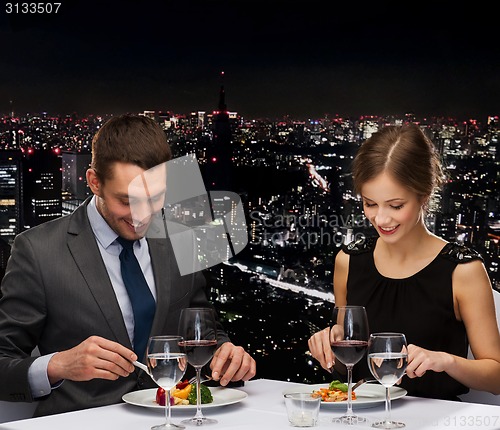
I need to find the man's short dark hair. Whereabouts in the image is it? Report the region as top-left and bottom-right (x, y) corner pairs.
(91, 114), (172, 183)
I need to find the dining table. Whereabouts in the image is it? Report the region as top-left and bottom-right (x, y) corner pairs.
(1, 378), (499, 430)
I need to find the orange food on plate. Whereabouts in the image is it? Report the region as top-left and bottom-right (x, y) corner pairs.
(155, 383), (191, 406)
(311, 387), (357, 402)
(172, 384), (192, 400)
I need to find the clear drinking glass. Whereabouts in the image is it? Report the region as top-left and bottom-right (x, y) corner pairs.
(147, 335), (187, 430)
(331, 305), (369, 425)
(178, 307), (218, 426)
(367, 333), (408, 429)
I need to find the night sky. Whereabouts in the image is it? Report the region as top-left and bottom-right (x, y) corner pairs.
(1, 0), (498, 120)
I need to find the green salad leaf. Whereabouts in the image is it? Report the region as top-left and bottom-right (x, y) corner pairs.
(329, 380), (348, 392)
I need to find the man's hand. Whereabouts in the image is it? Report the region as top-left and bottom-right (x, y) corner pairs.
(210, 342), (256, 386)
(47, 336), (137, 384)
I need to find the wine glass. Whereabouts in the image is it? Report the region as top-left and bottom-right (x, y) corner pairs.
(178, 307), (218, 426)
(331, 305), (369, 425)
(147, 335), (188, 430)
(367, 333), (408, 429)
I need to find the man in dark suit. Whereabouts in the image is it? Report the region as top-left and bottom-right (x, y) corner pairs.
(0, 115), (256, 416)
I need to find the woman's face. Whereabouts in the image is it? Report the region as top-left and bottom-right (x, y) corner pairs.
(360, 172), (425, 243)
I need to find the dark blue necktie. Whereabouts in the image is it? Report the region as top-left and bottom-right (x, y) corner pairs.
(116, 237), (156, 360)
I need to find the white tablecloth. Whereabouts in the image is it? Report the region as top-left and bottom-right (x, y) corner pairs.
(1, 379), (499, 430)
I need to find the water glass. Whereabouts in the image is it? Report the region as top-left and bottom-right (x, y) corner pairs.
(284, 392), (321, 427)
(367, 332), (408, 429)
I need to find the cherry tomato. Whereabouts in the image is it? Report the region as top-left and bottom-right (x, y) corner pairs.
(156, 387), (166, 406)
(176, 379), (190, 390)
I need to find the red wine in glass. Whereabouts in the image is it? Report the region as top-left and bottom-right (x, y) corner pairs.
(331, 306), (369, 425)
(179, 339), (218, 367)
(178, 307), (218, 426)
(331, 340), (368, 365)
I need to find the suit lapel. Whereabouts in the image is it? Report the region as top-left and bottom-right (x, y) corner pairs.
(66, 201), (132, 349)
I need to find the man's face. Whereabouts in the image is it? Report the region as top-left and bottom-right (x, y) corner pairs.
(87, 162), (167, 240)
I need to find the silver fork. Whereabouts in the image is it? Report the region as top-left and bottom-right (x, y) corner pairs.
(133, 361), (213, 384)
(132, 360), (150, 375)
(133, 361), (213, 385)
(188, 375), (213, 385)
(352, 377), (377, 391)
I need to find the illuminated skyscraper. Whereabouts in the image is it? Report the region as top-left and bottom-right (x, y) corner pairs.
(204, 84), (233, 192)
(201, 82), (248, 271)
(23, 148), (62, 228)
(61, 150), (91, 200)
(0, 150), (23, 244)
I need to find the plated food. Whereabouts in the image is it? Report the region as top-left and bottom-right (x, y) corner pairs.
(122, 387), (247, 410)
(311, 380), (356, 402)
(282, 382), (407, 410)
(155, 379), (214, 406)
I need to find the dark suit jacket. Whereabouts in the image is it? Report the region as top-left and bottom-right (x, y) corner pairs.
(0, 199), (230, 416)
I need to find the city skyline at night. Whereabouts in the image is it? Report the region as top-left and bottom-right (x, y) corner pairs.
(1, 103), (498, 383)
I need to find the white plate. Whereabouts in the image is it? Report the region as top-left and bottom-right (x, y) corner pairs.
(122, 387), (248, 410)
(282, 383), (407, 410)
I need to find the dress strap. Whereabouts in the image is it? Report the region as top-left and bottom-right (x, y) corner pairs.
(342, 236), (377, 255)
(439, 242), (484, 263)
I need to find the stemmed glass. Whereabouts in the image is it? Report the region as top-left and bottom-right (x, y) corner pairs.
(331, 305), (369, 425)
(147, 335), (188, 430)
(178, 307), (218, 426)
(367, 333), (408, 428)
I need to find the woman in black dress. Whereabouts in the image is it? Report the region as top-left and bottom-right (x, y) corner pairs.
(308, 124), (500, 400)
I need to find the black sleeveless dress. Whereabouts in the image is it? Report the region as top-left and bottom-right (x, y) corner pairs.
(343, 237), (483, 400)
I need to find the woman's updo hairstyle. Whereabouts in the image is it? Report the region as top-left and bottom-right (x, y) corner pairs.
(352, 123), (444, 199)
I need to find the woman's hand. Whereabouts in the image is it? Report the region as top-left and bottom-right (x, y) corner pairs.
(406, 344), (453, 378)
(308, 327), (334, 371)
